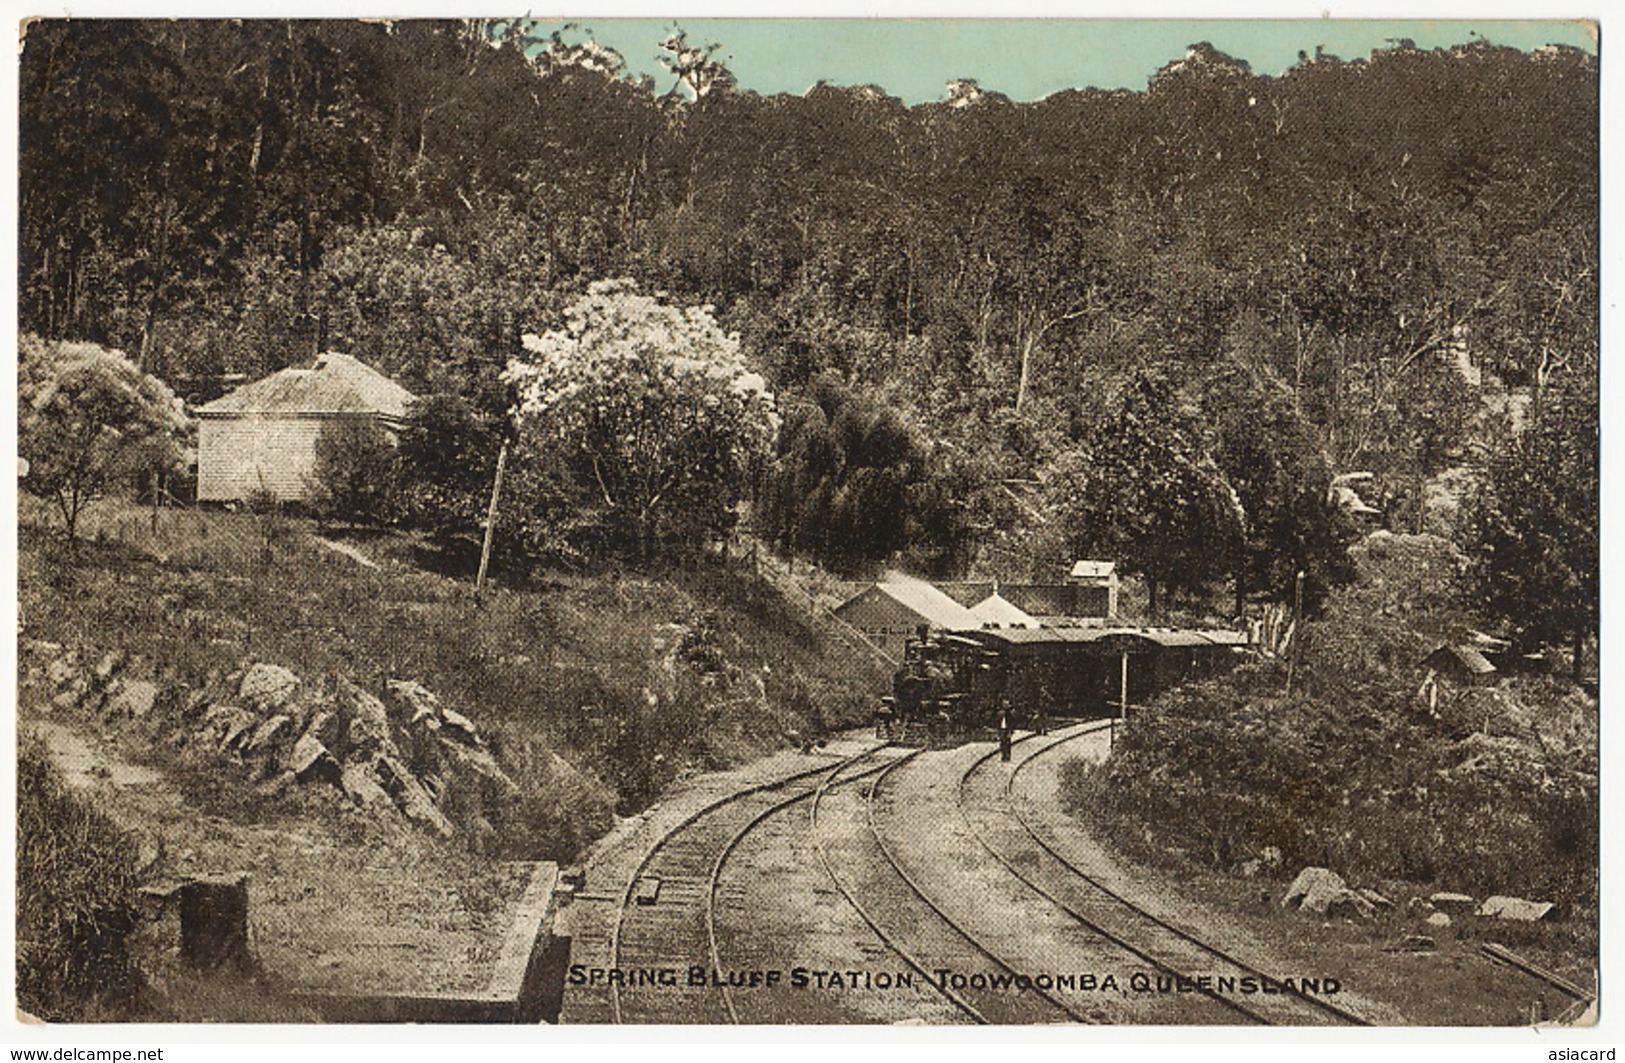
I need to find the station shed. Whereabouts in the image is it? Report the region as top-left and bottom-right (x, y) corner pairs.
(1066, 559), (1120, 619)
(968, 592), (1040, 629)
(833, 572), (981, 659)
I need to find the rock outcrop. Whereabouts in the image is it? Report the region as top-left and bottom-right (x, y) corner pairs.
(22, 641), (515, 838)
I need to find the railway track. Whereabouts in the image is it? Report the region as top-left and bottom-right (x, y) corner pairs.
(957, 723), (1373, 1026)
(579, 717), (1376, 1026)
(811, 748), (1095, 1025)
(608, 745), (895, 1023)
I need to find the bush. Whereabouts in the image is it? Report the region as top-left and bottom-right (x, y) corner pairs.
(17, 743), (142, 1019)
(310, 418), (401, 526)
(1066, 628), (1598, 904)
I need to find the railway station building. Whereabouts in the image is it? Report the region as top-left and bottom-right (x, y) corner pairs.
(833, 572), (981, 659)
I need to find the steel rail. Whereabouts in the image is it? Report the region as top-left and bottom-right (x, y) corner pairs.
(1004, 727), (1374, 1026)
(807, 747), (994, 1025)
(608, 745), (885, 1024)
(705, 750), (898, 1023)
(862, 748), (1100, 1024)
(956, 733), (1277, 1024)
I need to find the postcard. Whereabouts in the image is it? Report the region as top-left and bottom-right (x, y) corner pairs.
(11, 15), (1600, 1036)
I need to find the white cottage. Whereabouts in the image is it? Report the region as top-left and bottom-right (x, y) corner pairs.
(193, 353), (415, 503)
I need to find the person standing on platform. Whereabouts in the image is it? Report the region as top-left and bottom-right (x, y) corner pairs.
(998, 702), (1013, 762)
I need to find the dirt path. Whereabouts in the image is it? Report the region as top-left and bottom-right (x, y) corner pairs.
(26, 717), (538, 1003)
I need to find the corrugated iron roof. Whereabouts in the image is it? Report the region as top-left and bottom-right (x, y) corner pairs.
(1069, 559), (1117, 579)
(969, 593), (1040, 629)
(974, 627), (1116, 646)
(195, 353), (416, 419)
(1424, 644), (1497, 675)
(967, 626), (1248, 649)
(872, 572), (982, 630)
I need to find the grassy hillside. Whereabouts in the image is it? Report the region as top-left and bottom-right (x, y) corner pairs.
(19, 497), (886, 861)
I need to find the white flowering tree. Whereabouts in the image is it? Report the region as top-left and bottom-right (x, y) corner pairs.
(505, 279), (776, 561)
(19, 334), (191, 545)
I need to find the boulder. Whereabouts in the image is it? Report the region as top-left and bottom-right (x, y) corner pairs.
(93, 650), (126, 683)
(287, 733), (338, 784)
(219, 714), (258, 753)
(385, 679), (442, 727)
(301, 710), (341, 750)
(46, 655), (80, 688)
(439, 740), (517, 794)
(375, 755), (454, 837)
(1429, 891), (1477, 917)
(1476, 895), (1556, 922)
(1358, 888), (1395, 911)
(1302, 881), (1375, 919)
(243, 715), (292, 757)
(199, 704), (259, 751)
(107, 679), (161, 719)
(439, 707), (481, 745)
(1283, 866), (1374, 919)
(339, 761), (394, 811)
(1282, 867), (1348, 908)
(1406, 896), (1436, 917)
(238, 664), (300, 713)
(51, 676), (89, 711)
(339, 678), (398, 756)
(1425, 911), (1453, 928)
(181, 688), (213, 720)
(336, 676), (391, 732)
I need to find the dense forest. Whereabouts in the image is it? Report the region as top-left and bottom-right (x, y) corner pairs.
(18, 20), (1598, 657)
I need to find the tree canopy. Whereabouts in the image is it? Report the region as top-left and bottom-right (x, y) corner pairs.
(1051, 370), (1245, 614)
(504, 279), (779, 561)
(18, 335), (191, 543)
(1470, 387), (1598, 673)
(17, 22), (1596, 620)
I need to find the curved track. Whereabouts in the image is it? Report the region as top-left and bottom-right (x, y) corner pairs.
(957, 724), (1372, 1026)
(609, 747), (890, 1023)
(812, 749), (1094, 1024)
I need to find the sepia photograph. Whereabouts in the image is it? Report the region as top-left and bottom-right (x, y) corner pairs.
(10, 13), (1601, 1034)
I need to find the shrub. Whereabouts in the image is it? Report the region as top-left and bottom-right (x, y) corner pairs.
(310, 418), (401, 526)
(17, 743), (141, 1019)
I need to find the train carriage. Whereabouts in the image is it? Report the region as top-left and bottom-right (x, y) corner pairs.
(884, 624), (1249, 738)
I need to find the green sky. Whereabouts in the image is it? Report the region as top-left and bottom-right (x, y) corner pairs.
(539, 18), (1595, 104)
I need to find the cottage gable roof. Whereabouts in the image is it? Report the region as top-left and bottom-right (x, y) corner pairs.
(196, 353), (415, 420)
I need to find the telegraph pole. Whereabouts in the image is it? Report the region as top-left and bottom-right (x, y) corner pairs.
(1284, 569), (1305, 695)
(474, 439), (510, 601)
